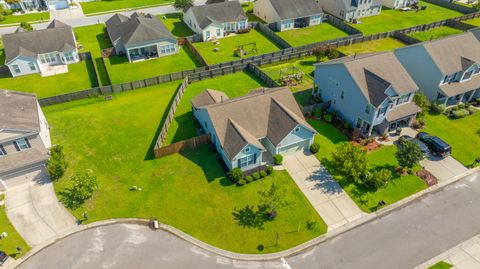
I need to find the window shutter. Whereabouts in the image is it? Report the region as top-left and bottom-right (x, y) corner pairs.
(237, 159), (241, 168)
(253, 153), (257, 164)
(0, 145), (5, 155)
(25, 138), (31, 148)
(13, 141), (20, 151)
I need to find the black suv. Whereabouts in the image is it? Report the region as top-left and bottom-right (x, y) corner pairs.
(0, 251), (8, 266)
(416, 132), (451, 158)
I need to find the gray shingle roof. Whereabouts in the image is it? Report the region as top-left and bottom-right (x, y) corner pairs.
(386, 102), (421, 122)
(191, 89), (229, 108)
(194, 87), (315, 159)
(105, 12), (175, 47)
(0, 139), (48, 175)
(268, 0), (323, 20)
(185, 1), (247, 29)
(0, 90), (40, 131)
(2, 20), (76, 64)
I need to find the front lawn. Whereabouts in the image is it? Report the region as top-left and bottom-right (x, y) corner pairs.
(423, 112), (480, 166)
(0, 203), (30, 258)
(0, 12), (49, 25)
(336, 38), (406, 55)
(193, 29), (281, 65)
(0, 60), (98, 98)
(164, 71), (267, 144)
(0, 38), (5, 65)
(80, 0), (171, 15)
(276, 23), (350, 47)
(428, 261), (453, 269)
(104, 46), (199, 84)
(408, 26), (463, 41)
(47, 82), (326, 254)
(464, 17), (480, 26)
(158, 13), (194, 37)
(351, 2), (462, 35)
(307, 119), (348, 160)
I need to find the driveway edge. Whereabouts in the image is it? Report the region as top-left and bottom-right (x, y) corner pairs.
(9, 167), (480, 267)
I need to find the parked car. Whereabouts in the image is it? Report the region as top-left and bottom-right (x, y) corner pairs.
(0, 251), (8, 266)
(397, 135), (429, 154)
(416, 132), (451, 158)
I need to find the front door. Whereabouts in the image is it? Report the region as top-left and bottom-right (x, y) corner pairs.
(205, 30), (211, 40)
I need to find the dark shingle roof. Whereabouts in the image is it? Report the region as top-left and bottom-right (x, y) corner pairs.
(185, 1), (247, 29)
(0, 90), (40, 131)
(268, 0), (323, 20)
(2, 20), (75, 64)
(191, 89), (229, 108)
(105, 12), (175, 46)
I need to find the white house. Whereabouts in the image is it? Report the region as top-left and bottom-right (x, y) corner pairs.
(321, 0), (382, 21)
(0, 0), (69, 11)
(253, 0), (324, 32)
(183, 0), (248, 41)
(2, 19), (79, 77)
(383, 0), (414, 9)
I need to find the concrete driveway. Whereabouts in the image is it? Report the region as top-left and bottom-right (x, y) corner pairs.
(283, 152), (366, 231)
(421, 156), (468, 184)
(5, 167), (76, 246)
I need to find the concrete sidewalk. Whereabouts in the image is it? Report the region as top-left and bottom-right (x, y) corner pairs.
(283, 152), (366, 231)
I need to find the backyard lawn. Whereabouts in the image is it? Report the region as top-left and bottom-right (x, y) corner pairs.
(0, 38), (5, 65)
(276, 23), (350, 47)
(164, 71), (267, 144)
(0, 60), (97, 98)
(80, 0), (171, 15)
(423, 112), (480, 166)
(0, 12), (49, 25)
(241, 2), (266, 23)
(464, 17), (480, 26)
(351, 2), (462, 35)
(0, 201), (30, 258)
(337, 38), (406, 55)
(104, 47), (199, 84)
(158, 13), (194, 37)
(193, 29), (281, 64)
(46, 82), (326, 254)
(308, 119), (348, 161)
(408, 26), (463, 41)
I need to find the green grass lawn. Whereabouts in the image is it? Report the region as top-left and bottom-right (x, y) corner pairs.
(308, 119), (348, 160)
(408, 26), (463, 41)
(158, 13), (194, 37)
(276, 23), (350, 47)
(0, 60), (97, 98)
(80, 0), (171, 15)
(164, 71), (267, 144)
(337, 38), (406, 55)
(464, 17), (480, 26)
(193, 29), (281, 65)
(0, 204), (29, 258)
(0, 38), (5, 65)
(46, 82), (326, 254)
(0, 12), (49, 25)
(241, 2), (266, 23)
(105, 47), (199, 84)
(428, 261), (453, 269)
(352, 2), (462, 35)
(423, 112), (480, 166)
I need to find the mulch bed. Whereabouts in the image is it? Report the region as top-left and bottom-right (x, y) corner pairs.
(416, 168), (438, 187)
(351, 140), (381, 152)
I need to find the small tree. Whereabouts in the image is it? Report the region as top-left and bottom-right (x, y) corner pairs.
(331, 143), (368, 184)
(258, 183), (287, 219)
(365, 169), (392, 190)
(173, 0), (193, 10)
(312, 45), (338, 62)
(47, 145), (67, 180)
(273, 154), (283, 165)
(61, 170), (98, 209)
(395, 140), (423, 170)
(20, 22), (33, 31)
(310, 142), (320, 154)
(413, 92), (431, 118)
(229, 168), (244, 183)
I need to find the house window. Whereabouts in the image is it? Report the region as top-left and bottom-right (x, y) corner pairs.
(365, 105), (370, 114)
(341, 91), (344, 99)
(238, 154), (256, 168)
(0, 145), (6, 156)
(64, 51), (75, 62)
(245, 146), (250, 153)
(397, 93), (410, 105)
(216, 28), (221, 37)
(356, 118), (362, 128)
(159, 44), (175, 54)
(239, 20), (246, 29)
(294, 127), (300, 133)
(12, 64), (21, 74)
(15, 138), (30, 151)
(463, 70), (474, 81)
(28, 62), (36, 71)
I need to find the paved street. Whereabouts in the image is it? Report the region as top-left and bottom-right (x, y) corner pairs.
(16, 171), (480, 269)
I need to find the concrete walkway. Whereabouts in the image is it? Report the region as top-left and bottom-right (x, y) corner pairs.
(283, 152), (366, 231)
(415, 234), (480, 269)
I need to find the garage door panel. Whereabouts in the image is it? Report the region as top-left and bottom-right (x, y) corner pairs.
(278, 139), (310, 155)
(1, 166), (48, 189)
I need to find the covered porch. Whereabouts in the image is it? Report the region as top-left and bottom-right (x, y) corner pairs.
(438, 76), (480, 106)
(375, 102), (422, 135)
(436, 88), (479, 106)
(126, 45), (159, 63)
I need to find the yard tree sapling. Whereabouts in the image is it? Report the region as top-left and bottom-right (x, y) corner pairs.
(413, 92), (431, 118)
(331, 143), (368, 184)
(395, 140), (423, 171)
(60, 170), (98, 209)
(173, 0), (193, 10)
(258, 183), (287, 219)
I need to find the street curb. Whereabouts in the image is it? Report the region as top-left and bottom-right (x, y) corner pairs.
(82, 2), (174, 17)
(9, 167), (480, 267)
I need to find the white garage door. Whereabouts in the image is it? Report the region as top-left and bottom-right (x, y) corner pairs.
(0, 165), (47, 190)
(48, 0), (68, 10)
(278, 139), (310, 156)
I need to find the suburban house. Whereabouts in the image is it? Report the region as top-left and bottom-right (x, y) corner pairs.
(0, 0), (69, 11)
(321, 0), (382, 21)
(314, 51), (422, 136)
(395, 32), (480, 106)
(105, 12), (178, 62)
(382, 0), (413, 9)
(2, 19), (78, 77)
(183, 1), (248, 41)
(191, 87), (316, 171)
(253, 0), (323, 32)
(0, 90), (51, 190)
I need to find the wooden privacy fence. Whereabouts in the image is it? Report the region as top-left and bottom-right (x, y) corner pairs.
(154, 134), (211, 158)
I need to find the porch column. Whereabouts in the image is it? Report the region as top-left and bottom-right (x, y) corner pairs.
(126, 49), (132, 62)
(367, 122), (374, 137)
(458, 93), (465, 103)
(468, 89), (478, 102)
(443, 96), (448, 106)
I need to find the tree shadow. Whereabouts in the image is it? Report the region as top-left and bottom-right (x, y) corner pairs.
(180, 145), (228, 183)
(232, 205), (270, 229)
(58, 189), (82, 210)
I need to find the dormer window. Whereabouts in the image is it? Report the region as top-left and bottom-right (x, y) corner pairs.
(15, 138), (30, 151)
(462, 69), (474, 81)
(294, 127), (300, 133)
(0, 145), (6, 156)
(245, 146), (250, 153)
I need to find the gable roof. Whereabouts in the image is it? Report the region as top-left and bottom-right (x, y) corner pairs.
(2, 20), (76, 64)
(421, 32), (480, 75)
(105, 12), (175, 46)
(318, 51), (418, 107)
(191, 89), (229, 108)
(268, 0), (323, 20)
(185, 1), (247, 29)
(194, 87), (315, 159)
(0, 90), (40, 132)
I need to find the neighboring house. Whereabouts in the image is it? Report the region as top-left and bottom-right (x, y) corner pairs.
(0, 90), (51, 190)
(191, 87), (316, 171)
(253, 0), (323, 31)
(314, 51), (421, 136)
(321, 0), (382, 21)
(383, 0), (415, 9)
(2, 19), (79, 77)
(106, 12), (178, 63)
(0, 0), (68, 11)
(395, 32), (480, 106)
(183, 1), (248, 41)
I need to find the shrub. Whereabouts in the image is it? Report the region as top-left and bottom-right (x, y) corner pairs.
(306, 220), (318, 231)
(47, 145), (67, 180)
(0, 14), (4, 22)
(273, 154), (283, 165)
(229, 168), (244, 183)
(431, 103), (446, 114)
(252, 172), (261, 180)
(413, 92), (431, 117)
(458, 103), (465, 109)
(310, 142), (320, 154)
(477, 97), (480, 104)
(314, 108), (323, 118)
(365, 169), (392, 189)
(323, 113), (333, 123)
(237, 179), (246, 186)
(396, 140), (424, 169)
(266, 165), (273, 175)
(245, 176), (253, 183)
(450, 109), (470, 119)
(4, 9), (12, 16)
(20, 21), (33, 31)
(467, 107), (476, 115)
(260, 170), (267, 178)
